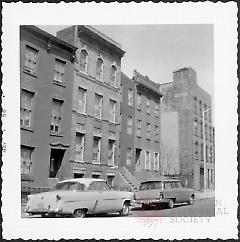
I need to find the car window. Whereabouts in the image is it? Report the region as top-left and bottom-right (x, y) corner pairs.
(140, 183), (148, 190)
(177, 182), (183, 188)
(75, 183), (86, 191)
(154, 182), (163, 189)
(164, 182), (172, 189)
(171, 182), (179, 188)
(148, 182), (155, 189)
(55, 182), (80, 191)
(88, 181), (111, 191)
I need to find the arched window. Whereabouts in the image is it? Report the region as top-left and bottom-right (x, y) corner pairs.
(96, 58), (103, 81)
(79, 50), (88, 73)
(110, 65), (117, 85)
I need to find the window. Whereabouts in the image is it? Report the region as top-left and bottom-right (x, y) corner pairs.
(108, 139), (115, 166)
(205, 124), (208, 140)
(110, 65), (117, 86)
(209, 146), (213, 163)
(204, 104), (207, 120)
(136, 119), (142, 137)
(146, 123), (151, 140)
(126, 148), (132, 166)
(75, 133), (85, 162)
(128, 89), (133, 107)
(95, 94), (103, 119)
(89, 181), (110, 191)
(200, 143), (204, 160)
(199, 100), (202, 117)
(93, 136), (101, 163)
(96, 57), (103, 81)
(194, 141), (198, 159)
(209, 127), (212, 141)
(154, 103), (159, 117)
(200, 121), (203, 138)
(145, 150), (151, 170)
(154, 152), (159, 171)
(21, 146), (33, 175)
(54, 59), (65, 82)
(137, 93), (141, 109)
(209, 107), (212, 122)
(24, 45), (38, 74)
(194, 118), (198, 135)
(206, 145), (208, 162)
(79, 50), (88, 73)
(109, 99), (116, 123)
(155, 125), (159, 141)
(194, 97), (197, 114)
(127, 116), (133, 135)
(146, 98), (150, 114)
(50, 99), (63, 133)
(20, 90), (34, 127)
(77, 87), (87, 114)
(164, 182), (171, 189)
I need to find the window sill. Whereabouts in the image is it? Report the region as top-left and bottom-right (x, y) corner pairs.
(92, 161), (101, 165)
(109, 121), (117, 125)
(50, 132), (63, 137)
(74, 160), (85, 163)
(137, 135), (142, 138)
(77, 112), (87, 117)
(155, 140), (159, 143)
(21, 126), (34, 132)
(53, 80), (66, 88)
(23, 69), (38, 78)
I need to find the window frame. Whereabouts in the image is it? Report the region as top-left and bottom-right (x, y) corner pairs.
(77, 87), (87, 114)
(21, 145), (34, 176)
(54, 58), (66, 83)
(110, 64), (117, 86)
(79, 49), (88, 73)
(109, 99), (117, 123)
(128, 88), (133, 107)
(20, 89), (34, 128)
(154, 152), (159, 171)
(50, 99), (63, 134)
(127, 116), (133, 135)
(75, 132), (85, 162)
(92, 136), (101, 163)
(95, 93), (103, 119)
(24, 45), (38, 74)
(145, 150), (151, 170)
(126, 147), (132, 166)
(96, 57), (104, 81)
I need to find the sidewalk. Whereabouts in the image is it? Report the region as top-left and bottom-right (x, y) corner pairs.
(195, 189), (215, 200)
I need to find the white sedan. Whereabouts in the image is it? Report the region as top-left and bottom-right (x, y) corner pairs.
(25, 178), (134, 218)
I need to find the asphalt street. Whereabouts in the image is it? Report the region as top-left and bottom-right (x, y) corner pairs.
(22, 198), (214, 218)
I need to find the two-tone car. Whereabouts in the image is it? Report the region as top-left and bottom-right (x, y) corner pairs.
(134, 179), (195, 209)
(25, 178), (134, 218)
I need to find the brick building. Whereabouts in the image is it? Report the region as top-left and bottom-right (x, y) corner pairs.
(56, 26), (125, 186)
(160, 67), (215, 190)
(20, 26), (77, 188)
(120, 70), (163, 183)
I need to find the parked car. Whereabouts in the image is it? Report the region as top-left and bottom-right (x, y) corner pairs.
(134, 179), (195, 209)
(25, 178), (134, 218)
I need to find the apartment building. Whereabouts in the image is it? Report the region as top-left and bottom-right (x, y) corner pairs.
(57, 26), (125, 186)
(120, 71), (163, 181)
(160, 67), (215, 190)
(20, 26), (77, 188)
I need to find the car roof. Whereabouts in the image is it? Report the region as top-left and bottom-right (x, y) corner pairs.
(141, 179), (181, 184)
(57, 178), (106, 186)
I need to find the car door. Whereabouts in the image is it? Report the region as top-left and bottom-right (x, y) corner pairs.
(97, 181), (120, 212)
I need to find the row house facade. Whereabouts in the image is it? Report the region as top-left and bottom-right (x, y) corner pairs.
(160, 67), (215, 190)
(20, 25), (77, 188)
(57, 25), (125, 186)
(120, 71), (163, 181)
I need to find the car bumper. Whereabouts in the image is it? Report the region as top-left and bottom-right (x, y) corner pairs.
(134, 198), (170, 205)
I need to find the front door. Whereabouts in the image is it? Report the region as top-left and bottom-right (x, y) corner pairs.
(49, 148), (65, 178)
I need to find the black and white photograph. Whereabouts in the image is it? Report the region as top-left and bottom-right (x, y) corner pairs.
(2, 2), (238, 240)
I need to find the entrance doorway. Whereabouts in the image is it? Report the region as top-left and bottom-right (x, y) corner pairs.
(49, 148), (65, 178)
(107, 175), (114, 186)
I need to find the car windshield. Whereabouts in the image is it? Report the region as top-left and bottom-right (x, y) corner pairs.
(55, 182), (85, 191)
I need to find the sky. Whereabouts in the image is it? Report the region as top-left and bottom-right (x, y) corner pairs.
(38, 25), (214, 97)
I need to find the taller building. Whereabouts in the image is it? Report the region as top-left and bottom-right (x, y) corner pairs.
(160, 67), (214, 190)
(120, 70), (163, 183)
(20, 26), (77, 189)
(57, 26), (125, 186)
